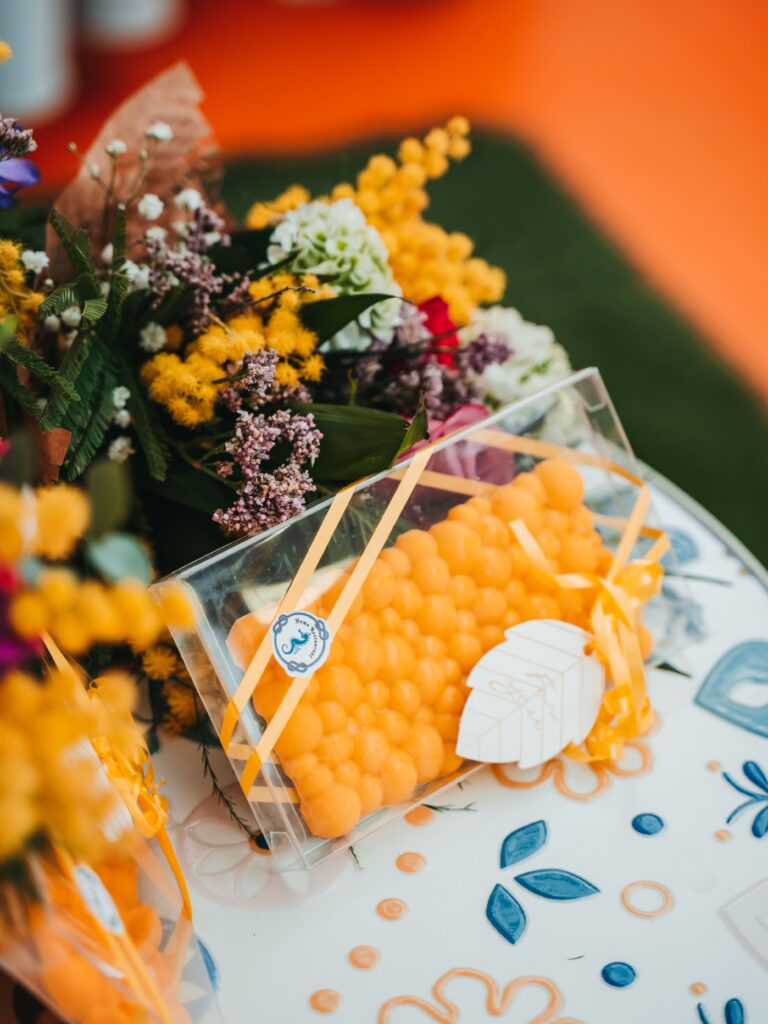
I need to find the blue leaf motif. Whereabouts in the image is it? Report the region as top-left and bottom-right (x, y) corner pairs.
(725, 999), (745, 1024)
(743, 761), (768, 795)
(500, 820), (547, 868)
(751, 805), (768, 838)
(486, 883), (527, 944)
(514, 868), (600, 901)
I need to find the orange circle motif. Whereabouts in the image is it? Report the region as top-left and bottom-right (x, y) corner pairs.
(690, 982), (708, 995)
(310, 989), (341, 1014)
(620, 880), (673, 918)
(348, 945), (380, 970)
(377, 898), (408, 921)
(404, 806), (434, 826)
(396, 852), (426, 873)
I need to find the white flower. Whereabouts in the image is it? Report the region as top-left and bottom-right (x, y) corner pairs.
(101, 243), (114, 263)
(108, 436), (135, 463)
(43, 314), (60, 332)
(112, 386), (131, 410)
(171, 220), (188, 238)
(61, 305), (82, 328)
(175, 188), (203, 212)
(145, 226), (167, 243)
(114, 408), (131, 428)
(88, 163), (101, 179)
(203, 231), (221, 247)
(100, 281), (111, 297)
(146, 121), (173, 142)
(268, 198), (402, 351)
(139, 322), (167, 353)
(122, 260), (151, 291)
(106, 139), (127, 157)
(21, 250), (49, 274)
(138, 193), (164, 221)
(459, 305), (571, 405)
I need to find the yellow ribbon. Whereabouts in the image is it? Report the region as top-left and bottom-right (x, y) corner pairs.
(42, 632), (192, 920)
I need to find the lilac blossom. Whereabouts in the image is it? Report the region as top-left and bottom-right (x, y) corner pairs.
(0, 116), (39, 209)
(145, 204), (246, 335)
(218, 348), (309, 412)
(213, 410), (322, 535)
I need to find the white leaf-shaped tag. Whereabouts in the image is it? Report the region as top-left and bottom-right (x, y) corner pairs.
(456, 620), (604, 768)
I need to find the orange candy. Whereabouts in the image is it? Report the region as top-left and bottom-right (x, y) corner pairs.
(357, 773), (384, 815)
(447, 574), (478, 608)
(379, 634), (416, 681)
(380, 547), (411, 577)
(491, 485), (543, 534)
(430, 520), (481, 573)
(316, 731), (355, 766)
(362, 561), (397, 611)
(317, 700), (348, 733)
(535, 458), (585, 512)
(559, 532), (600, 573)
(402, 724), (444, 782)
(392, 579), (423, 618)
(411, 555), (451, 595)
(390, 679), (422, 716)
(396, 529), (438, 563)
(474, 546), (514, 588)
(274, 703), (323, 759)
(411, 657), (446, 704)
(304, 782), (362, 839)
(319, 665), (363, 711)
(379, 750), (418, 803)
(345, 631), (382, 681)
(449, 632), (483, 671)
(354, 727), (390, 773)
(416, 594), (457, 636)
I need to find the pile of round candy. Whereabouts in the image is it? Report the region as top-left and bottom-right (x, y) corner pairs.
(244, 459), (651, 839)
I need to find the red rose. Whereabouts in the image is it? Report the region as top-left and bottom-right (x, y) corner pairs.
(418, 296), (459, 367)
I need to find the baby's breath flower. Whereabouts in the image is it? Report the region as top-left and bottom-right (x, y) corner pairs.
(101, 243), (113, 263)
(43, 314), (60, 332)
(20, 250), (48, 274)
(122, 260), (150, 291)
(108, 436), (135, 463)
(60, 305), (82, 328)
(138, 193), (164, 221)
(146, 121), (173, 142)
(105, 139), (127, 157)
(145, 225), (167, 243)
(175, 188), (203, 212)
(88, 163), (101, 179)
(139, 322), (167, 353)
(114, 409), (131, 428)
(112, 386), (130, 409)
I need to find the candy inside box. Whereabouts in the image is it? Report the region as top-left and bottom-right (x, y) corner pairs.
(159, 368), (693, 869)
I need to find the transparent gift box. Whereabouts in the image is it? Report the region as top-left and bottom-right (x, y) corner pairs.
(159, 368), (690, 869)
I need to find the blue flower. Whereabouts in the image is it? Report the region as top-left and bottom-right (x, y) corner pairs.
(722, 761), (768, 838)
(697, 997), (746, 1024)
(0, 155), (39, 208)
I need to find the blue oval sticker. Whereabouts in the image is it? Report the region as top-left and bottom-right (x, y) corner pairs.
(271, 611), (331, 677)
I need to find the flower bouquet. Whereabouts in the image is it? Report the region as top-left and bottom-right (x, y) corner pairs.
(0, 53), (675, 892)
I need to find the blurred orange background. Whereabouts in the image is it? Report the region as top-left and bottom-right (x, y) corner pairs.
(25, 0), (768, 402)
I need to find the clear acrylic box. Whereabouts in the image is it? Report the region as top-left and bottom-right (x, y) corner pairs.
(158, 368), (684, 869)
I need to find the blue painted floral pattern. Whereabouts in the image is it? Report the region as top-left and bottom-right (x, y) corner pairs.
(722, 762), (768, 838)
(696, 642), (768, 739)
(486, 819), (599, 944)
(697, 998), (746, 1024)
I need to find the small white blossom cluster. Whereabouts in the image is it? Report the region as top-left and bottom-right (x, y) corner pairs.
(267, 198), (403, 351)
(138, 193), (164, 221)
(139, 322), (167, 353)
(146, 122), (173, 143)
(21, 249), (49, 274)
(459, 305), (571, 406)
(112, 385), (131, 429)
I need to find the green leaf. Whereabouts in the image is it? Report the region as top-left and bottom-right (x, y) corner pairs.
(0, 360), (41, 415)
(39, 331), (95, 431)
(0, 336), (79, 403)
(84, 458), (132, 538)
(125, 375), (171, 482)
(0, 316), (17, 347)
(62, 376), (116, 480)
(299, 293), (396, 343)
(141, 459), (234, 516)
(82, 297), (108, 325)
(84, 533), (152, 584)
(102, 207), (129, 335)
(397, 402), (429, 456)
(295, 403), (415, 482)
(208, 229), (270, 274)
(48, 209), (100, 300)
(38, 283), (79, 320)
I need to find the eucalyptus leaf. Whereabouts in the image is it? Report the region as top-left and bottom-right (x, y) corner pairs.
(84, 458), (132, 538)
(84, 533), (152, 584)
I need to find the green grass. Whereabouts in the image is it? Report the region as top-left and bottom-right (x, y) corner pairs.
(223, 133), (768, 566)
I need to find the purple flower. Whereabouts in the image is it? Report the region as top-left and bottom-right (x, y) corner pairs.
(213, 410), (322, 535)
(0, 117), (39, 208)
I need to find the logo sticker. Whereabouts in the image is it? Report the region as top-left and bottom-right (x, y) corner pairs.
(271, 611), (331, 677)
(74, 864), (124, 935)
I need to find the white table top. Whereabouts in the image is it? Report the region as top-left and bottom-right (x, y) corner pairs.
(156, 474), (768, 1024)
